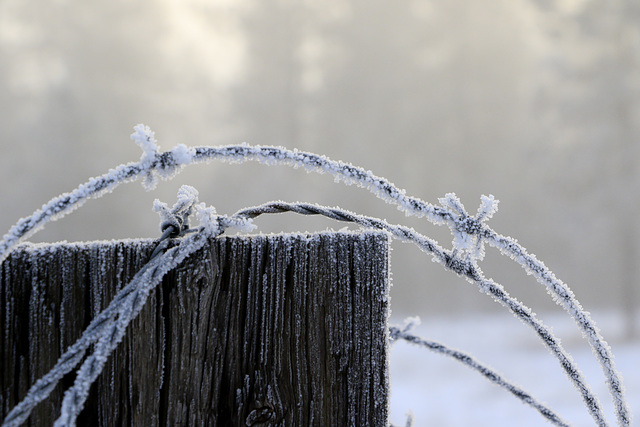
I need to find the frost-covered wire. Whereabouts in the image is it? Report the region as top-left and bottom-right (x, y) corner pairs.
(1, 186), (254, 427)
(0, 125), (629, 426)
(233, 201), (608, 426)
(485, 229), (628, 426)
(388, 318), (571, 427)
(2, 198), (584, 427)
(53, 234), (208, 427)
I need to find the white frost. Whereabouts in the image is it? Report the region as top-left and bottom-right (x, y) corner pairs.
(476, 194), (499, 222)
(0, 125), (630, 427)
(171, 144), (195, 165)
(130, 124), (158, 166)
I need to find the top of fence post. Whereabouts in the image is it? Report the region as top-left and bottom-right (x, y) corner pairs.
(1, 230), (390, 426)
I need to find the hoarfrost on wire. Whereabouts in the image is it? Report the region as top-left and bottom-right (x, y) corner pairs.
(171, 144), (195, 165)
(0, 125), (631, 427)
(131, 123), (158, 167)
(3, 185), (255, 427)
(438, 193), (498, 263)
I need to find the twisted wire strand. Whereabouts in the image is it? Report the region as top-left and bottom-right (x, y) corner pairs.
(204, 147), (628, 427)
(53, 229), (217, 427)
(0, 137), (629, 425)
(2, 190), (225, 427)
(1, 259), (161, 427)
(2, 198), (577, 427)
(388, 326), (572, 427)
(234, 201), (605, 426)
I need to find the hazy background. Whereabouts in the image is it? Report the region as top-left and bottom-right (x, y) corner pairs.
(2, 1), (640, 424)
(1, 0), (639, 332)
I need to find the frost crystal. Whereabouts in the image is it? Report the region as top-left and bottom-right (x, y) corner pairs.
(130, 124), (160, 189)
(438, 193), (467, 217)
(130, 124), (158, 166)
(476, 194), (499, 222)
(193, 202), (218, 233)
(171, 144), (195, 165)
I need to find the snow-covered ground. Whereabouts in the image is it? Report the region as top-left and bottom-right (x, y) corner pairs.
(388, 310), (640, 426)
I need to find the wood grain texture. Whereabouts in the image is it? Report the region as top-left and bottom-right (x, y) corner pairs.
(1, 231), (390, 426)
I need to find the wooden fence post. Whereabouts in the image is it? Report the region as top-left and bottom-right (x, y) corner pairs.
(1, 231), (390, 426)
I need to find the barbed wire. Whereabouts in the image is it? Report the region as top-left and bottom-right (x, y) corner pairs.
(0, 125), (631, 426)
(233, 201), (598, 426)
(3, 192), (575, 427)
(388, 318), (571, 427)
(1, 187), (252, 427)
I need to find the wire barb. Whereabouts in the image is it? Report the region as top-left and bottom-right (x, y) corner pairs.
(0, 129), (630, 427)
(233, 201), (612, 426)
(1, 189), (225, 427)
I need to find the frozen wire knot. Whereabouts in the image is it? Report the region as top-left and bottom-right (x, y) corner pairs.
(131, 126), (200, 190)
(151, 185), (257, 241)
(153, 185), (199, 237)
(439, 193), (498, 263)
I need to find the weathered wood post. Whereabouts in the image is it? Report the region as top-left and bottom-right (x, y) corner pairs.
(1, 231), (390, 426)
